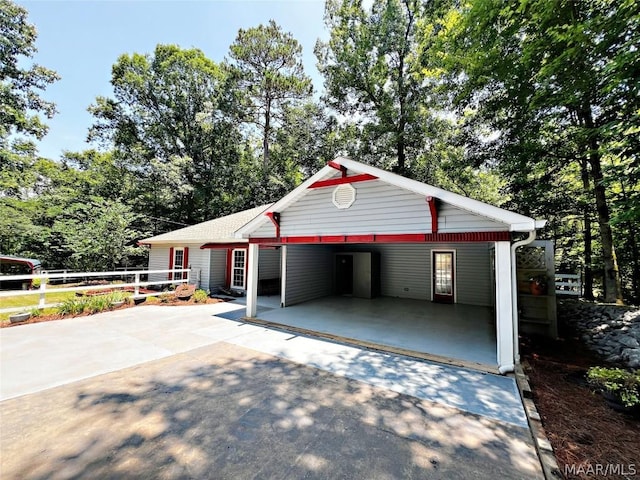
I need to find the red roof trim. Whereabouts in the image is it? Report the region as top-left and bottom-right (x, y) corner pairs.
(249, 232), (511, 244)
(426, 196), (438, 234)
(309, 173), (378, 189)
(328, 160), (348, 177)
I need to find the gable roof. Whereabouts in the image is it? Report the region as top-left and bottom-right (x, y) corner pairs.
(140, 204), (272, 245)
(236, 157), (545, 238)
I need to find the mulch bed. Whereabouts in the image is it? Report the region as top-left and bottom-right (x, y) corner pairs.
(1, 295), (227, 328)
(521, 330), (640, 479)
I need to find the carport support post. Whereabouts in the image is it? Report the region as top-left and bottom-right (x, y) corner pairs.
(246, 243), (259, 317)
(495, 241), (515, 372)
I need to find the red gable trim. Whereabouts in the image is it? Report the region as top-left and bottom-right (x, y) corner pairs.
(328, 160), (347, 177)
(250, 232), (511, 244)
(309, 173), (378, 189)
(426, 196), (438, 234)
(265, 211), (281, 237)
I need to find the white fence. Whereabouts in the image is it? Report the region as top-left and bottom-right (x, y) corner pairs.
(0, 268), (190, 314)
(555, 273), (582, 297)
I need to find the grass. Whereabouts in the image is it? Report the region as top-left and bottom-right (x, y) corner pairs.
(0, 289), (76, 323)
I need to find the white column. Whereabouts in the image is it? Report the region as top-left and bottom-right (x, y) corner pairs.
(246, 243), (259, 317)
(280, 246), (287, 308)
(495, 240), (515, 372)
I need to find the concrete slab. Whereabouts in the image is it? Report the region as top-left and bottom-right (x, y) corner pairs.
(0, 342), (544, 480)
(239, 296), (498, 366)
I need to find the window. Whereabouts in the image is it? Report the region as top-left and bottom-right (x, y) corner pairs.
(432, 250), (455, 303)
(232, 249), (246, 289)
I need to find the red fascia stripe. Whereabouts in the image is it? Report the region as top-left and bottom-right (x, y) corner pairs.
(201, 243), (251, 249)
(309, 173), (378, 189)
(248, 231), (511, 244)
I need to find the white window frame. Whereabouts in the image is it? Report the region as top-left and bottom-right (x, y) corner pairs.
(231, 248), (246, 290)
(173, 247), (185, 281)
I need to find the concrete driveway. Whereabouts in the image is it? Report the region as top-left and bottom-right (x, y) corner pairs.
(0, 302), (544, 479)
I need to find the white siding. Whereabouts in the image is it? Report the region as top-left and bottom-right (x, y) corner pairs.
(147, 246), (171, 285)
(251, 180), (508, 238)
(258, 248), (280, 280)
(439, 204), (509, 233)
(209, 249), (227, 290)
(339, 243), (492, 306)
(146, 244), (210, 290)
(284, 245), (333, 306)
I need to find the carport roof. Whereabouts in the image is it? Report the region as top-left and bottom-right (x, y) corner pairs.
(236, 157), (546, 238)
(139, 204), (272, 245)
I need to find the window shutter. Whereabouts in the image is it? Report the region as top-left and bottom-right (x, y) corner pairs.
(183, 247), (189, 279)
(168, 247), (174, 280)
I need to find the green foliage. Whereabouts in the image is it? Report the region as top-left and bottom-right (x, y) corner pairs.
(57, 297), (87, 316)
(158, 292), (173, 303)
(228, 20), (313, 169)
(193, 289), (209, 303)
(89, 44), (244, 224)
(0, 0), (59, 142)
(29, 307), (41, 318)
(588, 367), (640, 408)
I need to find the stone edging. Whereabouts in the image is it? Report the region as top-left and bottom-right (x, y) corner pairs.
(514, 362), (563, 479)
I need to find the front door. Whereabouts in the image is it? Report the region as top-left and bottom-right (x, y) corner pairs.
(433, 251), (455, 303)
(335, 254), (353, 295)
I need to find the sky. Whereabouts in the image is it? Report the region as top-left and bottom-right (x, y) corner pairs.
(19, 0), (329, 160)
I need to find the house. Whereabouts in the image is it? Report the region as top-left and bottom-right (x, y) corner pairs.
(139, 205), (281, 293)
(235, 157), (546, 374)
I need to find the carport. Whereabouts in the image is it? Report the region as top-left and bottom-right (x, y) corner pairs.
(236, 157), (546, 373)
(245, 295), (496, 368)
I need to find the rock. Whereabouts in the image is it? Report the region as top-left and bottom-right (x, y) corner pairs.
(619, 336), (640, 348)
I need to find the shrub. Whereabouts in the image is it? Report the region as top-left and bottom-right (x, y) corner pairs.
(57, 298), (87, 316)
(587, 367), (640, 408)
(30, 308), (41, 318)
(86, 295), (111, 314)
(158, 292), (173, 303)
(193, 289), (209, 303)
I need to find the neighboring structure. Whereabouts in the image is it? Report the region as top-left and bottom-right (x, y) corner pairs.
(0, 255), (42, 290)
(236, 157), (547, 374)
(139, 205), (281, 293)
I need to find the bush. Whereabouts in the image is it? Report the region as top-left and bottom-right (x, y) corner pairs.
(30, 308), (41, 318)
(193, 289), (209, 303)
(158, 292), (173, 303)
(587, 367), (640, 408)
(57, 298), (87, 316)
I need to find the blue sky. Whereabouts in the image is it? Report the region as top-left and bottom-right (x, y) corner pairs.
(20, 0), (328, 160)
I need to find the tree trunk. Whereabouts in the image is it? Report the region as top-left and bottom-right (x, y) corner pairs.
(263, 97), (271, 170)
(580, 159), (594, 300)
(587, 142), (622, 303)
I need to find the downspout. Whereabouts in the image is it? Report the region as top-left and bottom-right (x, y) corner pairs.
(510, 230), (537, 367)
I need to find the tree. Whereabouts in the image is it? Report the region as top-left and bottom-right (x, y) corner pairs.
(0, 0), (59, 142)
(316, 0), (441, 175)
(432, 0), (636, 302)
(89, 44), (243, 224)
(228, 20), (312, 169)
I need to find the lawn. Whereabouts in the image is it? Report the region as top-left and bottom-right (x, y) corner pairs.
(0, 290), (76, 323)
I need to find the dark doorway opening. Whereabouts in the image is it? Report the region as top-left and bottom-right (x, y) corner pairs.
(335, 254), (353, 295)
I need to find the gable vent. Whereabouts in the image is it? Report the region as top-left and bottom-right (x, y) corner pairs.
(332, 184), (356, 209)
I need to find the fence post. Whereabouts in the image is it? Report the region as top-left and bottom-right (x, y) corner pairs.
(134, 273), (140, 296)
(39, 277), (46, 308)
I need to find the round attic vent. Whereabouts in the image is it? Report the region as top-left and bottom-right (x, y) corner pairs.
(332, 183), (356, 209)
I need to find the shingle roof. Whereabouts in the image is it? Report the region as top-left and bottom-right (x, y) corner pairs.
(139, 204), (272, 245)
